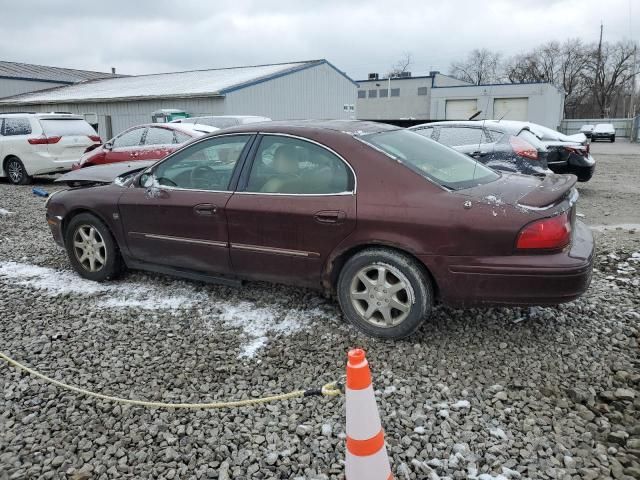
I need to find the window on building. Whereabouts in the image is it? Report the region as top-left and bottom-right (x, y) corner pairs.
(379, 89), (388, 98)
(417, 87), (428, 96)
(357, 90), (366, 99)
(368, 89), (377, 98)
(390, 88), (400, 97)
(1, 118), (32, 136)
(245, 136), (353, 194)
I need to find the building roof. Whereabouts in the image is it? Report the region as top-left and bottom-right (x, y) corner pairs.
(0, 59), (354, 105)
(0, 60), (119, 84)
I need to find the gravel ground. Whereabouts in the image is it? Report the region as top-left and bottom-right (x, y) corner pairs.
(0, 144), (639, 480)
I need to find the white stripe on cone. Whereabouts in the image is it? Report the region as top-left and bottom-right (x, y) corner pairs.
(346, 384), (383, 440)
(346, 446), (392, 479)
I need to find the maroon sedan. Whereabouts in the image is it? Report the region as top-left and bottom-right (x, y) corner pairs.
(72, 123), (217, 170)
(47, 121), (594, 339)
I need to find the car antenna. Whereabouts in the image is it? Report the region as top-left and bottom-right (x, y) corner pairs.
(496, 109), (511, 122)
(468, 110), (482, 121)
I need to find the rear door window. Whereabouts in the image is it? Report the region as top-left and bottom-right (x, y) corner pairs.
(113, 128), (145, 148)
(39, 119), (95, 136)
(174, 131), (193, 143)
(1, 118), (32, 136)
(437, 127), (485, 147)
(412, 126), (435, 139)
(144, 127), (175, 146)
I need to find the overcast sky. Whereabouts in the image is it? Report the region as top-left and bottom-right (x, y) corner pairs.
(1, 0), (637, 80)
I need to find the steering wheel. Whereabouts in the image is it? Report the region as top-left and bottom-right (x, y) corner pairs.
(190, 165), (223, 190)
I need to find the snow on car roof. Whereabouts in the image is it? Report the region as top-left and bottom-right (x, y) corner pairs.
(0, 60), (330, 105)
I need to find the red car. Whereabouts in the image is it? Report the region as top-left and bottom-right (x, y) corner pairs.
(48, 121), (594, 339)
(72, 123), (217, 170)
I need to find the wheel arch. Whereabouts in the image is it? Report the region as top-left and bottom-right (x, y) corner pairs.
(323, 241), (439, 300)
(61, 207), (119, 248)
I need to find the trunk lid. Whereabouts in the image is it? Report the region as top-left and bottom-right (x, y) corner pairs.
(459, 172), (577, 209)
(39, 117), (99, 162)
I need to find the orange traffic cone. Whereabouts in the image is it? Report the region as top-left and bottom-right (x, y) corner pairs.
(345, 348), (393, 479)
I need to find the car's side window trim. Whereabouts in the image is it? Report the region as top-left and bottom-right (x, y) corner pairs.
(138, 133), (257, 193)
(235, 132), (357, 196)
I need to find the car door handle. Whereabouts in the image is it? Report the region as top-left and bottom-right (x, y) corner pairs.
(314, 210), (346, 224)
(194, 204), (218, 216)
(471, 151), (487, 158)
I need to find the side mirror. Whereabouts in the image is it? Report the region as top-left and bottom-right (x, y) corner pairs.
(104, 141), (113, 150)
(140, 172), (155, 188)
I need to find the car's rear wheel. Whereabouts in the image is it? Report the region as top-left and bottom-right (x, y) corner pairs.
(337, 248), (433, 339)
(4, 156), (32, 185)
(65, 213), (123, 281)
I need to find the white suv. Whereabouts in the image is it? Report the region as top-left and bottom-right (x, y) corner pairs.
(0, 113), (100, 184)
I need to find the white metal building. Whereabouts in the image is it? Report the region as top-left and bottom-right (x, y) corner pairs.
(357, 72), (565, 129)
(0, 61), (117, 99)
(430, 82), (565, 129)
(0, 60), (357, 139)
(356, 72), (469, 121)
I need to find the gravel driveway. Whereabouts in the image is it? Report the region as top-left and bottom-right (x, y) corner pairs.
(0, 146), (638, 479)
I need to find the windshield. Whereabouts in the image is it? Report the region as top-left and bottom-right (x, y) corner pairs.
(361, 129), (499, 190)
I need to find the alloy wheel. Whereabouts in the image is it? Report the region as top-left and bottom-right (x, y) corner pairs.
(7, 159), (23, 184)
(73, 225), (107, 272)
(349, 263), (413, 327)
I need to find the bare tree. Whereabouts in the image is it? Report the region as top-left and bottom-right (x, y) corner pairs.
(585, 36), (638, 117)
(449, 49), (502, 85)
(388, 52), (413, 78)
(504, 39), (591, 117)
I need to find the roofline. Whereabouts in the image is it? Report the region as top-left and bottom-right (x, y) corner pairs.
(0, 59), (356, 105)
(356, 74), (434, 83)
(0, 92), (225, 106)
(0, 75), (73, 85)
(219, 59), (357, 94)
(432, 81), (556, 88)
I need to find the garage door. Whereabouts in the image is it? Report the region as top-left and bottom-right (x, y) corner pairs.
(493, 98), (528, 121)
(445, 99), (478, 120)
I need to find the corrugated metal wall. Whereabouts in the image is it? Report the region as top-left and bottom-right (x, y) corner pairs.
(0, 78), (67, 99)
(225, 62), (356, 120)
(560, 118), (633, 138)
(0, 63), (357, 138)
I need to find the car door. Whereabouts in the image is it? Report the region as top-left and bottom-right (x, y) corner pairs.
(138, 126), (178, 161)
(226, 134), (357, 288)
(436, 126), (494, 162)
(104, 127), (147, 164)
(118, 134), (254, 274)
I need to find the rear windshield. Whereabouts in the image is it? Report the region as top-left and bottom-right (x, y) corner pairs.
(40, 119), (96, 136)
(362, 129), (499, 190)
(517, 129), (547, 150)
(195, 118), (239, 129)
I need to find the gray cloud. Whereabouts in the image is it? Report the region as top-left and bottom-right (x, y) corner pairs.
(1, 0), (636, 80)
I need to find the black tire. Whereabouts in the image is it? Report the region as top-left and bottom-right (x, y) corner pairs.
(64, 213), (123, 281)
(610, 135), (615, 143)
(4, 156), (32, 185)
(337, 248), (433, 339)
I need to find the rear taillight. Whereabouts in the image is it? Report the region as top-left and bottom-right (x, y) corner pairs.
(509, 136), (538, 160)
(516, 211), (571, 251)
(88, 135), (101, 143)
(564, 146), (588, 157)
(28, 136), (61, 145)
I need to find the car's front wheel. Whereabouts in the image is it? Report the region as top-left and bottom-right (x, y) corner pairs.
(337, 248), (433, 339)
(611, 135), (615, 143)
(4, 156), (32, 185)
(65, 213), (123, 281)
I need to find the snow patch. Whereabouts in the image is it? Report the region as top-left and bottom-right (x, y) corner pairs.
(0, 208), (14, 216)
(0, 261), (320, 359)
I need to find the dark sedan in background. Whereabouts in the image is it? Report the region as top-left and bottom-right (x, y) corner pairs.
(48, 120), (594, 339)
(409, 120), (551, 177)
(491, 121), (595, 182)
